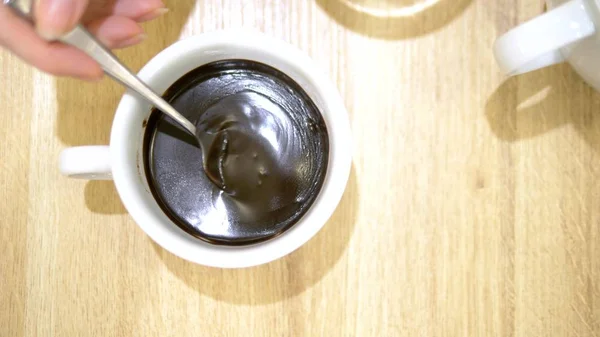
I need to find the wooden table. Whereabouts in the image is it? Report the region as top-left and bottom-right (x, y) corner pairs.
(3, 0), (600, 336)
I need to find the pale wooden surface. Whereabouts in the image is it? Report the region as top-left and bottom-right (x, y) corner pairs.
(3, 0), (600, 336)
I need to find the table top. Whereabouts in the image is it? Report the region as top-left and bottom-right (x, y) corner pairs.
(4, 0), (600, 336)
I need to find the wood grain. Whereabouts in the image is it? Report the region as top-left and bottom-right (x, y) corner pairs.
(2, 0), (600, 335)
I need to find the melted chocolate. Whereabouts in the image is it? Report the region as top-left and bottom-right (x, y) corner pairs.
(143, 60), (329, 245)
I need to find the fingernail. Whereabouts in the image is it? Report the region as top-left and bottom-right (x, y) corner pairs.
(116, 34), (147, 49)
(137, 8), (169, 22)
(75, 68), (104, 82)
(35, 0), (84, 40)
(83, 73), (104, 82)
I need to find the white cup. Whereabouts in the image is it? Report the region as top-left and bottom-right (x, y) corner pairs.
(493, 0), (600, 89)
(59, 31), (353, 268)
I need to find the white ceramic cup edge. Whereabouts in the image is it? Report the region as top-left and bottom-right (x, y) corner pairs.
(75, 31), (355, 268)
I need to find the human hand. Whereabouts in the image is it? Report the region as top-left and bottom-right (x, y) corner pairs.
(0, 0), (168, 80)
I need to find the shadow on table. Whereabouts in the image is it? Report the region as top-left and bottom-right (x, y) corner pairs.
(315, 0), (473, 40)
(85, 181), (127, 214)
(485, 64), (600, 152)
(55, 0), (196, 147)
(154, 166), (359, 305)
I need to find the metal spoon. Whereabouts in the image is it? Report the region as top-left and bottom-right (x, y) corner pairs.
(5, 0), (225, 186)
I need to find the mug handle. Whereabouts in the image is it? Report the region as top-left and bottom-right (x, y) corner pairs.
(493, 0), (596, 75)
(59, 146), (112, 180)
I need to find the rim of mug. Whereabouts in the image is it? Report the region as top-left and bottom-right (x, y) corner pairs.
(110, 30), (353, 268)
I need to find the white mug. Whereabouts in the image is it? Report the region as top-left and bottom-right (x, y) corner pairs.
(494, 0), (600, 90)
(59, 31), (353, 268)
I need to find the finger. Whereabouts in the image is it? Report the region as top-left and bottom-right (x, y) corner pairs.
(35, 0), (90, 40)
(86, 16), (145, 49)
(135, 6), (169, 23)
(0, 7), (102, 80)
(83, 0), (166, 23)
(110, 0), (167, 21)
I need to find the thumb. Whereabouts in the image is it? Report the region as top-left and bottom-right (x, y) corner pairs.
(35, 0), (89, 40)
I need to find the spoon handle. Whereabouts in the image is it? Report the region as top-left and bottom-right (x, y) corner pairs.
(59, 26), (197, 135)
